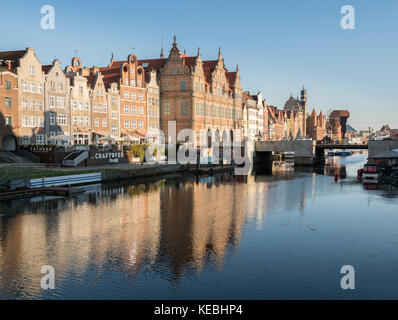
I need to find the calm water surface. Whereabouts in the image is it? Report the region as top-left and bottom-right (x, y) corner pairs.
(1, 153), (398, 299)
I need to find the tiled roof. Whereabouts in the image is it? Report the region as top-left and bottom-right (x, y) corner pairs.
(138, 58), (167, 72)
(42, 65), (52, 73)
(226, 72), (236, 88)
(0, 49), (26, 70)
(202, 60), (218, 83)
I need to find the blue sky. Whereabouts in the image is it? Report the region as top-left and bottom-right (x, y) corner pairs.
(1, 0), (397, 130)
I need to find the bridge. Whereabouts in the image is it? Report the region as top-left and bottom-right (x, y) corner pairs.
(315, 144), (368, 150)
(254, 140), (398, 167)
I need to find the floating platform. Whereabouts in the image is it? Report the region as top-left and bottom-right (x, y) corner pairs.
(0, 187), (84, 201)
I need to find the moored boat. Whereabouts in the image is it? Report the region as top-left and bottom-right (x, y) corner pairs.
(361, 163), (382, 181)
(335, 150), (352, 157)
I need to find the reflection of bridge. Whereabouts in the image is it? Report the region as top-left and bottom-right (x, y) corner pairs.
(253, 140), (398, 167)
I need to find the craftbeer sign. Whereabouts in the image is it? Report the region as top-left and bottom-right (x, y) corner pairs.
(91, 152), (125, 164)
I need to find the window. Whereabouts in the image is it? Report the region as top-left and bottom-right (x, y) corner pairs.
(73, 117), (78, 125)
(4, 97), (12, 107)
(93, 103), (98, 112)
(163, 82), (170, 90)
(58, 83), (63, 92)
(5, 80), (11, 90)
(131, 80), (136, 87)
(30, 82), (35, 93)
(111, 97), (118, 106)
(36, 134), (44, 145)
(51, 81), (56, 91)
(96, 90), (100, 96)
(102, 119), (107, 127)
(98, 104), (102, 113)
(56, 114), (67, 125)
(180, 81), (186, 91)
(163, 102), (170, 116)
(37, 100), (43, 110)
(30, 100), (36, 110)
(22, 99), (28, 109)
(37, 83), (42, 93)
(124, 91), (129, 99)
(84, 117), (89, 126)
(38, 117), (44, 127)
(124, 120), (130, 128)
(131, 120), (137, 129)
(22, 116), (29, 127)
(200, 103), (204, 116)
(111, 111), (117, 120)
(72, 101), (77, 109)
(195, 82), (199, 91)
(112, 125), (118, 134)
(94, 118), (99, 127)
(131, 106), (137, 114)
(131, 92), (137, 100)
(49, 96), (55, 107)
(138, 120), (144, 129)
(102, 105), (107, 113)
(50, 113), (56, 125)
(22, 81), (28, 91)
(58, 97), (65, 108)
(84, 102), (89, 111)
(78, 86), (83, 94)
(181, 101), (189, 116)
(138, 106), (144, 114)
(22, 135), (30, 145)
(29, 116), (36, 127)
(5, 116), (12, 126)
(124, 105), (130, 114)
(138, 93), (143, 101)
(30, 66), (35, 75)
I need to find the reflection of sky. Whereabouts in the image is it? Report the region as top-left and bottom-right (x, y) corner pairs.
(1, 156), (398, 299)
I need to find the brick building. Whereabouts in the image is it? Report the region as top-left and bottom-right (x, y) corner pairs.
(138, 37), (244, 146)
(0, 61), (19, 151)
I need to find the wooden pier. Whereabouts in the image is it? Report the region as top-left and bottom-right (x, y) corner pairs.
(0, 187), (84, 201)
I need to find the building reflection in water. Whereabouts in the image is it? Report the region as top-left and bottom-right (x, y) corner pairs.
(0, 171), (315, 298)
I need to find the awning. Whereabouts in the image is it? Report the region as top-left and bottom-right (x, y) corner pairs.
(52, 134), (74, 141)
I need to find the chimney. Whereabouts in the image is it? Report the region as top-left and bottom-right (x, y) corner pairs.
(6, 60), (12, 71)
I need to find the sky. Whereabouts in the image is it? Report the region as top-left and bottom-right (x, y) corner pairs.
(1, 0), (397, 131)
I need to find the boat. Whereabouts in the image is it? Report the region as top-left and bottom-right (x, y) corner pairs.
(361, 163), (382, 181)
(335, 150), (352, 157)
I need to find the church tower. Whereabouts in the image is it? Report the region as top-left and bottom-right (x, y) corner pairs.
(300, 86), (308, 135)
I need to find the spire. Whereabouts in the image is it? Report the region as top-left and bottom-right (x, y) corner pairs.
(160, 39), (164, 58)
(173, 35), (177, 45)
(197, 47), (201, 58)
(218, 46), (222, 60)
(184, 49), (186, 55)
(236, 64), (239, 72)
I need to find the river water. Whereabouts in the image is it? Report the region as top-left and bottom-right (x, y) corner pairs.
(1, 153), (398, 299)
